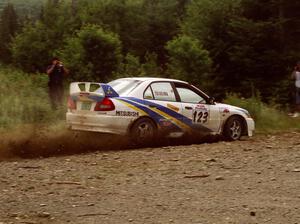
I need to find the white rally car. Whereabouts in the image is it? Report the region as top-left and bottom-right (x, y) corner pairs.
(66, 77), (254, 145)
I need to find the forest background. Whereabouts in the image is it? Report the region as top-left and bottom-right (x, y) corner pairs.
(0, 0), (299, 130)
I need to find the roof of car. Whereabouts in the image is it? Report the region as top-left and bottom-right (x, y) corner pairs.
(114, 77), (188, 84)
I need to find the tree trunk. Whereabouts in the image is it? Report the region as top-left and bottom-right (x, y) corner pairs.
(71, 0), (77, 16)
(278, 0), (285, 51)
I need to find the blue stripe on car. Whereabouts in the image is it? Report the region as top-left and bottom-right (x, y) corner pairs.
(124, 97), (212, 132)
(118, 98), (182, 132)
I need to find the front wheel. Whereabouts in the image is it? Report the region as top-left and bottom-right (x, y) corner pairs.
(223, 116), (243, 141)
(130, 118), (156, 146)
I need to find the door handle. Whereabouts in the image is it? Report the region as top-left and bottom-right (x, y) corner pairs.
(185, 106), (193, 110)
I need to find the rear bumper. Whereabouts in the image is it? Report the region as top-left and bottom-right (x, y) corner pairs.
(66, 112), (136, 135)
(245, 118), (255, 136)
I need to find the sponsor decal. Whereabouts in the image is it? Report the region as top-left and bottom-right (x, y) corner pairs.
(79, 92), (90, 97)
(219, 108), (230, 117)
(78, 92), (91, 101)
(154, 91), (169, 96)
(159, 119), (173, 127)
(219, 108), (230, 113)
(116, 111), (139, 117)
(167, 103), (180, 112)
(106, 87), (113, 95)
(195, 104), (207, 110)
(223, 108), (230, 113)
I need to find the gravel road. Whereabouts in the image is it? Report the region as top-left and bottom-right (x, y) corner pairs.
(0, 132), (299, 224)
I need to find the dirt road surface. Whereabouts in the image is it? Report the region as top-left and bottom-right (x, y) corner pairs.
(0, 132), (299, 224)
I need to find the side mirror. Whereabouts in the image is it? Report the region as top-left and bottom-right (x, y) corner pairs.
(208, 97), (215, 104)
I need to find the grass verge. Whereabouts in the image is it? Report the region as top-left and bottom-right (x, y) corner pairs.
(224, 94), (300, 133)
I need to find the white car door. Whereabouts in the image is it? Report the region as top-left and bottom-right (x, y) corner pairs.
(174, 83), (221, 133)
(143, 82), (185, 132)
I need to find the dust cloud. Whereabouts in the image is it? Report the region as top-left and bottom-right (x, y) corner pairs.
(0, 123), (221, 160)
(0, 124), (128, 160)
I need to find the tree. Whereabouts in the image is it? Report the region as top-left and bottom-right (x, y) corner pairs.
(59, 24), (122, 82)
(75, 0), (147, 56)
(166, 35), (212, 90)
(140, 52), (163, 76)
(181, 0), (242, 97)
(76, 0), (182, 67)
(116, 53), (143, 78)
(182, 0), (300, 103)
(11, 22), (51, 72)
(141, 0), (182, 66)
(0, 3), (18, 63)
(11, 0), (79, 72)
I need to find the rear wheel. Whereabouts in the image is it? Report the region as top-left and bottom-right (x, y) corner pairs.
(130, 118), (156, 146)
(223, 116), (243, 141)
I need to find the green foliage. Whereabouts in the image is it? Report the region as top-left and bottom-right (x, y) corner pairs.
(114, 52), (163, 79)
(182, 0), (300, 103)
(116, 53), (142, 78)
(59, 24), (122, 82)
(140, 52), (162, 77)
(11, 1), (76, 72)
(182, 0), (242, 97)
(224, 16), (291, 99)
(11, 22), (51, 72)
(224, 94), (300, 133)
(0, 66), (53, 127)
(3, 0), (300, 110)
(76, 0), (182, 63)
(166, 35), (212, 88)
(182, 0), (241, 40)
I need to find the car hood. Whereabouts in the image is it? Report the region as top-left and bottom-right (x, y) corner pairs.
(215, 103), (250, 115)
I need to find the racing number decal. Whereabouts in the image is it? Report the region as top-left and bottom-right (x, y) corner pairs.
(193, 110), (208, 123)
(192, 105), (209, 124)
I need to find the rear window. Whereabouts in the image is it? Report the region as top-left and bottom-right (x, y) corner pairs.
(150, 82), (176, 102)
(108, 79), (141, 96)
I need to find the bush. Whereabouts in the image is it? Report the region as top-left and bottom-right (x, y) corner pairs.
(165, 35), (212, 90)
(224, 94), (300, 133)
(59, 24), (122, 82)
(11, 22), (52, 72)
(0, 66), (60, 128)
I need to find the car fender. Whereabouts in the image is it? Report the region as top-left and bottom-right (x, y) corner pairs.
(216, 103), (251, 133)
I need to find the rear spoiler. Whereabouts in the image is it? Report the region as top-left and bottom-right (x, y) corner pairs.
(69, 82), (119, 101)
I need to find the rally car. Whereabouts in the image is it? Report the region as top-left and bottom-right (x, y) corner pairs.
(66, 77), (255, 145)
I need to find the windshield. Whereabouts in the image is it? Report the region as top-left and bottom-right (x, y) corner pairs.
(108, 79), (142, 96)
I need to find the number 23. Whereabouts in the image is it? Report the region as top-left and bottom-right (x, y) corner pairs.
(193, 111), (209, 123)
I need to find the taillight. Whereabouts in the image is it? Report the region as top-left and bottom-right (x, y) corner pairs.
(67, 96), (76, 110)
(94, 97), (115, 111)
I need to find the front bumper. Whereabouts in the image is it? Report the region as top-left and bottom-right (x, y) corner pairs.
(66, 112), (136, 135)
(245, 118), (255, 136)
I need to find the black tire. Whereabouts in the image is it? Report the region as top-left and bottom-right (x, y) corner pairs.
(223, 116), (244, 141)
(130, 118), (156, 146)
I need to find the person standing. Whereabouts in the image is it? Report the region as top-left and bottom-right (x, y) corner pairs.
(291, 61), (300, 117)
(46, 57), (69, 109)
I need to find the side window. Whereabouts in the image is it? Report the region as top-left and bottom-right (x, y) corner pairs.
(150, 82), (176, 101)
(176, 87), (205, 104)
(144, 86), (154, 99)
